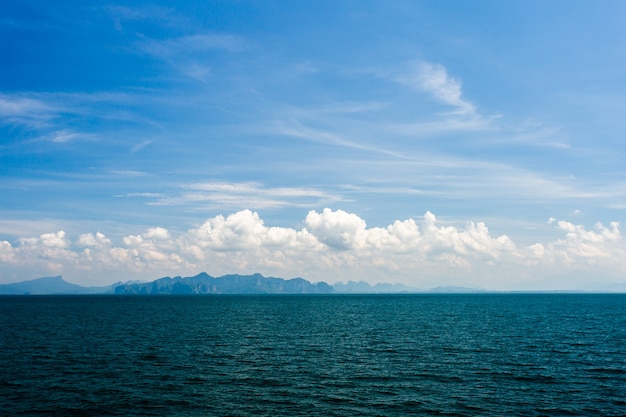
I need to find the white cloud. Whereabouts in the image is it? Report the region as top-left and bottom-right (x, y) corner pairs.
(551, 220), (621, 262)
(182, 210), (318, 252)
(0, 91), (158, 149)
(35, 231), (70, 249)
(0, 95), (50, 117)
(105, 5), (182, 31)
(10, 231), (77, 273)
(270, 120), (408, 158)
(49, 129), (81, 143)
(108, 170), (150, 178)
(305, 208), (367, 250)
(2, 209), (624, 289)
(76, 232), (111, 247)
(134, 33), (246, 81)
(146, 181), (342, 210)
(0, 94), (57, 129)
(389, 117), (494, 136)
(144, 227), (170, 240)
(419, 211), (515, 259)
(130, 139), (153, 153)
(138, 34), (246, 57)
(0, 240), (16, 264)
(396, 61), (476, 115)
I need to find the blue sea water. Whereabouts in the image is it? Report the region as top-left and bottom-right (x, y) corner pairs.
(1, 294), (626, 416)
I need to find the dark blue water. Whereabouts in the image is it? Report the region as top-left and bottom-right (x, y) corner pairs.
(1, 294), (625, 416)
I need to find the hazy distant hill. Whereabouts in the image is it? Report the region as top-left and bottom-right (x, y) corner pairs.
(427, 286), (486, 293)
(1, 274), (489, 295)
(114, 272), (334, 295)
(0, 276), (117, 295)
(333, 280), (418, 293)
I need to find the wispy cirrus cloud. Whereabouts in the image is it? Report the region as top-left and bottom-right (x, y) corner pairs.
(269, 120), (408, 158)
(396, 61), (477, 115)
(47, 129), (85, 143)
(0, 91), (136, 127)
(388, 117), (496, 137)
(108, 170), (151, 178)
(490, 123), (571, 149)
(130, 181), (344, 210)
(130, 139), (154, 153)
(137, 33), (247, 57)
(0, 95), (91, 144)
(105, 5), (182, 31)
(0, 94), (58, 129)
(105, 4), (247, 81)
(134, 33), (247, 81)
(0, 91), (163, 150)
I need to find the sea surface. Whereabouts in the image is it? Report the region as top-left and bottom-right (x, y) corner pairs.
(1, 294), (626, 416)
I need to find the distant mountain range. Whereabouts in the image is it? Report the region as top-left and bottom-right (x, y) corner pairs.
(333, 280), (417, 293)
(0, 273), (489, 295)
(0, 276), (120, 295)
(114, 272), (333, 295)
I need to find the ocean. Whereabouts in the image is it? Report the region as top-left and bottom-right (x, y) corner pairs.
(1, 294), (625, 416)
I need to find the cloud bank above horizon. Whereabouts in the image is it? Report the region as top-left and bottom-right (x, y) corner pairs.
(2, 1), (626, 290)
(1, 208), (623, 291)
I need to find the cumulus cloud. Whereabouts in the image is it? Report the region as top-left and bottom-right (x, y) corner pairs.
(549, 220), (621, 264)
(0, 240), (16, 264)
(0, 210), (624, 289)
(10, 231), (77, 273)
(305, 208), (367, 250)
(76, 232), (111, 247)
(182, 210), (321, 253)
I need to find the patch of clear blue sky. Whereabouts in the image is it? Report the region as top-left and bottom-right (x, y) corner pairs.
(1, 0), (626, 242)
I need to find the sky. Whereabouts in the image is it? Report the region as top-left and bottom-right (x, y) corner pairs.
(1, 0), (626, 290)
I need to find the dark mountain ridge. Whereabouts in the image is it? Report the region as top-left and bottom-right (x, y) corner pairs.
(114, 272), (334, 295)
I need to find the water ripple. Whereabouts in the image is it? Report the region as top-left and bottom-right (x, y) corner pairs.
(1, 294), (625, 416)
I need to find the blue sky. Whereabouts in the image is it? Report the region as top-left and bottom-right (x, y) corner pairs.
(1, 1), (626, 290)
